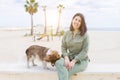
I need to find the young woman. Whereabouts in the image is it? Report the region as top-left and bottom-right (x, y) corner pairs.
(55, 13), (89, 80)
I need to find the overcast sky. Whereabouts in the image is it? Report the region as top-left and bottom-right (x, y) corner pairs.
(0, 0), (120, 30)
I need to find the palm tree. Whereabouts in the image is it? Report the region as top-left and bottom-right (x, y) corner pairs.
(56, 4), (64, 35)
(24, 0), (39, 35)
(42, 5), (47, 34)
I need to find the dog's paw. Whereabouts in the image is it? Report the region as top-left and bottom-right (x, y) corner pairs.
(27, 65), (30, 68)
(33, 64), (37, 66)
(43, 67), (50, 70)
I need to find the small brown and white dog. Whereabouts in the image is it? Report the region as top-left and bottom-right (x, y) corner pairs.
(25, 45), (60, 69)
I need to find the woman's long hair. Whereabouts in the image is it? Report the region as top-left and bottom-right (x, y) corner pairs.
(70, 13), (87, 36)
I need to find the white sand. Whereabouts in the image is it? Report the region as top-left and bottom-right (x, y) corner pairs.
(0, 29), (120, 72)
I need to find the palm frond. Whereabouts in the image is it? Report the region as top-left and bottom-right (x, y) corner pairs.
(24, 4), (27, 8)
(30, 0), (35, 3)
(26, 0), (30, 4)
(57, 4), (65, 9)
(34, 3), (39, 8)
(33, 8), (38, 13)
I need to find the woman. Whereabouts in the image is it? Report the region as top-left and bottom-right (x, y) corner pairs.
(55, 13), (89, 80)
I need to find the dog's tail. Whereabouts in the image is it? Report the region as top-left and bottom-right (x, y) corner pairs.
(25, 48), (30, 68)
(25, 49), (29, 55)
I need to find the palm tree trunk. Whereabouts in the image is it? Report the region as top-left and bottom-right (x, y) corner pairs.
(44, 10), (47, 34)
(31, 14), (33, 35)
(56, 13), (61, 35)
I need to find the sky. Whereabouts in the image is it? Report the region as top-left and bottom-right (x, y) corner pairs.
(0, 0), (120, 30)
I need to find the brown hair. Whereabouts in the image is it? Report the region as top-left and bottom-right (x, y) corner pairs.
(70, 13), (87, 36)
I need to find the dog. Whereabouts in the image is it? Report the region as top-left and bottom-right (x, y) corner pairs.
(25, 45), (60, 69)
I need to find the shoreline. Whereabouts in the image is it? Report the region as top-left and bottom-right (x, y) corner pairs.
(0, 27), (120, 31)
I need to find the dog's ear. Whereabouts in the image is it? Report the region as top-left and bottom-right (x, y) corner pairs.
(56, 53), (60, 59)
(52, 51), (61, 59)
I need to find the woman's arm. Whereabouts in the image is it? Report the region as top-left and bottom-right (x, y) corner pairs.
(61, 31), (72, 69)
(61, 32), (68, 57)
(74, 33), (89, 62)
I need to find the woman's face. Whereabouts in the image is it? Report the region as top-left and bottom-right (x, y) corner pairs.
(72, 16), (82, 30)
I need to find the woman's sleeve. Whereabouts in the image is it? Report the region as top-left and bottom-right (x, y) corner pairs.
(74, 33), (89, 62)
(61, 32), (68, 58)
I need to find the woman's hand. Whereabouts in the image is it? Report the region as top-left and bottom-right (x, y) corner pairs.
(69, 59), (76, 70)
(64, 56), (70, 70)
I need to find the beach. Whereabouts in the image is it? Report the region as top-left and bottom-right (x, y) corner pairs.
(0, 29), (120, 80)
(0, 29), (120, 64)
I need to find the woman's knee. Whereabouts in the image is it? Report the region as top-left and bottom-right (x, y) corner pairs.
(77, 61), (88, 72)
(55, 58), (64, 67)
(68, 60), (88, 76)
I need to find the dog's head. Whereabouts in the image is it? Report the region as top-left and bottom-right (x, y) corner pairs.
(44, 50), (60, 66)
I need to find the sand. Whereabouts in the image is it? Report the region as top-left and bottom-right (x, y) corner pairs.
(0, 29), (120, 72)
